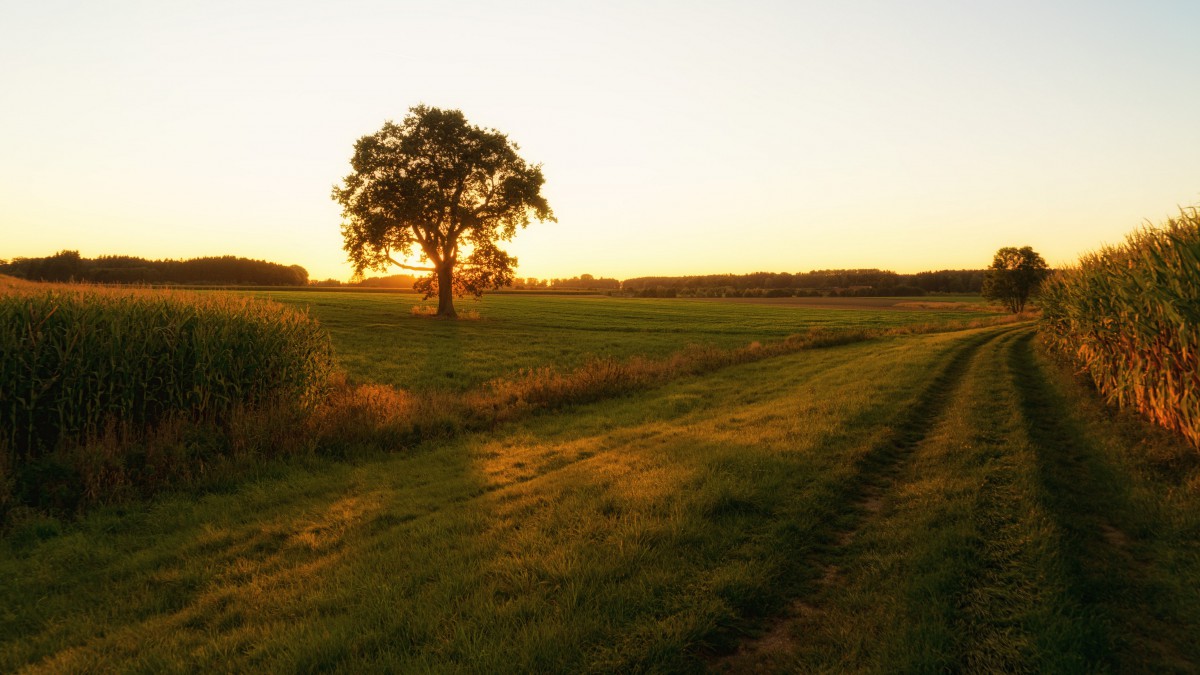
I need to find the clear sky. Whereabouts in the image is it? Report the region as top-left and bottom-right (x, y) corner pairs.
(2, 1), (1197, 281)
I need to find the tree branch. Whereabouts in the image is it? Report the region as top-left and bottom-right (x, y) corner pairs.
(386, 255), (435, 272)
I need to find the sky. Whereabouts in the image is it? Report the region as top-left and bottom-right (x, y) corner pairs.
(2, 0), (1198, 282)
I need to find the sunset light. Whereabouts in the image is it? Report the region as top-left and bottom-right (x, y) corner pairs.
(4, 4), (1200, 671)
(3, 2), (1197, 280)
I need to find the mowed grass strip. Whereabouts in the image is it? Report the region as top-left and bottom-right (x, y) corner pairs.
(727, 327), (1200, 673)
(731, 326), (1090, 672)
(2, 327), (1008, 672)
(259, 291), (997, 391)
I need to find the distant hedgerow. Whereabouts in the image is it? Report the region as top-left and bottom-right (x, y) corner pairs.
(1038, 207), (1200, 447)
(1, 281), (334, 472)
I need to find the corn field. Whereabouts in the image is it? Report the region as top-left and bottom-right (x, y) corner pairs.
(1, 281), (334, 462)
(1039, 207), (1200, 447)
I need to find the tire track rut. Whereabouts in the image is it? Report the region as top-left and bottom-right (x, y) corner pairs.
(712, 324), (1020, 670)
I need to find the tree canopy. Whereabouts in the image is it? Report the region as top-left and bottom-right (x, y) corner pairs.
(333, 106), (554, 317)
(982, 246), (1049, 313)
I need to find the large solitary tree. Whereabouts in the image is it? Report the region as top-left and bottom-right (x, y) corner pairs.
(982, 245), (1049, 313)
(333, 106), (554, 317)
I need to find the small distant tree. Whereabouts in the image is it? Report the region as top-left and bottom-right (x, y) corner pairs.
(333, 105), (555, 318)
(289, 265), (309, 286)
(982, 246), (1049, 313)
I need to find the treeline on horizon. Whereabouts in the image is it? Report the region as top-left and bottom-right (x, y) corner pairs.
(0, 250), (310, 287)
(617, 269), (984, 297)
(1, 251), (984, 296)
(335, 269), (985, 296)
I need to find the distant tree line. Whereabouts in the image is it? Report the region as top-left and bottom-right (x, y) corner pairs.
(619, 269), (984, 298)
(0, 251), (310, 286)
(0, 252), (985, 296)
(354, 274), (418, 288)
(532, 274), (621, 291)
(340, 269), (981, 296)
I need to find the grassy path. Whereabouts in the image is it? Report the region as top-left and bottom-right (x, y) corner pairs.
(3, 324), (1198, 672)
(718, 325), (1200, 673)
(714, 323), (1020, 670)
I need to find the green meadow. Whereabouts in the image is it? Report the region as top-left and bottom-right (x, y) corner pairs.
(3, 292), (1198, 672)
(255, 291), (994, 391)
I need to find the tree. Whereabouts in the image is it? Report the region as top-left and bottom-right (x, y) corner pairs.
(288, 265), (309, 286)
(333, 106), (555, 318)
(982, 246), (1049, 313)
(37, 250), (85, 282)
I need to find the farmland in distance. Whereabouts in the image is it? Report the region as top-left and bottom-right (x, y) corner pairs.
(257, 291), (996, 391)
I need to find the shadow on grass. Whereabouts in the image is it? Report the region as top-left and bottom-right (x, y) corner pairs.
(415, 317), (467, 390)
(1008, 330), (1198, 671)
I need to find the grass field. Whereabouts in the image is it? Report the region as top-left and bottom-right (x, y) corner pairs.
(256, 291), (997, 391)
(3, 297), (1197, 671)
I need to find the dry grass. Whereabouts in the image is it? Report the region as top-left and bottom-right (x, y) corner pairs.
(894, 301), (993, 312)
(0, 274), (31, 290)
(311, 315), (1026, 458)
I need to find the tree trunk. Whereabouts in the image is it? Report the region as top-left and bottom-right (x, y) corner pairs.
(436, 265), (457, 318)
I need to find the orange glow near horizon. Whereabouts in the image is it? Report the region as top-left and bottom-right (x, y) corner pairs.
(2, 3), (1198, 281)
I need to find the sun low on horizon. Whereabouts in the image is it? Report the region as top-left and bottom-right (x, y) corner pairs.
(2, 1), (1198, 281)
